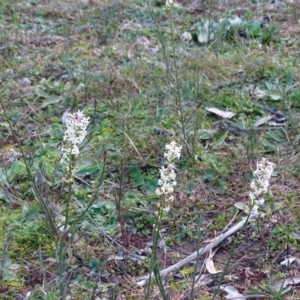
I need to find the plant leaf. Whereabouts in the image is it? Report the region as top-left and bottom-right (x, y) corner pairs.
(269, 94), (282, 100)
(8, 263), (21, 271)
(6, 161), (20, 182)
(0, 168), (8, 186)
(38, 95), (64, 110)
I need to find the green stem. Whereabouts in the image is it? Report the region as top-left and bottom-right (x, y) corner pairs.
(57, 235), (65, 297)
(153, 203), (169, 299)
(64, 153), (74, 230)
(145, 196), (169, 300)
(58, 146), (74, 297)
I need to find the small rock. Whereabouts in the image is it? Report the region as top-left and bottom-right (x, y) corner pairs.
(21, 77), (31, 86)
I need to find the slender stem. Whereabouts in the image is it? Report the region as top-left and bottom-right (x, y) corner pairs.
(57, 235), (65, 297)
(145, 196), (169, 300)
(153, 201), (169, 299)
(58, 146), (74, 297)
(145, 199), (163, 299)
(168, 8), (190, 155)
(65, 163), (105, 233)
(64, 152), (74, 230)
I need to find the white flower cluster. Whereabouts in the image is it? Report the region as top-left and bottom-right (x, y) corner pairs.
(164, 141), (182, 163)
(61, 110), (89, 163)
(156, 141), (182, 198)
(248, 158), (275, 216)
(165, 0), (174, 6)
(165, 0), (180, 8)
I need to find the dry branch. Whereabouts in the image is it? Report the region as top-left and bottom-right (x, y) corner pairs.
(136, 214), (255, 286)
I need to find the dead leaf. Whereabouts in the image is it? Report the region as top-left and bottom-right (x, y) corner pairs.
(292, 232), (300, 240)
(250, 87), (282, 100)
(268, 121), (287, 126)
(251, 87), (268, 99)
(205, 257), (221, 274)
(272, 275), (300, 291)
(234, 202), (248, 211)
(220, 285), (246, 300)
(254, 115), (274, 127)
(280, 256), (299, 266)
(205, 107), (235, 119)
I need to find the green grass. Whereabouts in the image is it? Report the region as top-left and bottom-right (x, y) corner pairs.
(1, 0), (300, 299)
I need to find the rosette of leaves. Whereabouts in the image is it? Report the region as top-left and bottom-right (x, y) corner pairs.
(190, 14), (222, 44)
(233, 16), (275, 44)
(190, 15), (275, 45)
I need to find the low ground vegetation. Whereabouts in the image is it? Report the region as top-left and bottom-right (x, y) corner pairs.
(1, 0), (300, 299)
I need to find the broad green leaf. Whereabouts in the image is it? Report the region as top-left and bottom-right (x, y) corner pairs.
(92, 201), (107, 208)
(266, 130), (285, 143)
(265, 81), (276, 91)
(2, 269), (17, 281)
(7, 161), (20, 182)
(129, 166), (144, 186)
(212, 131), (228, 148)
(34, 86), (48, 98)
(75, 165), (99, 177)
(39, 95), (64, 109)
(260, 138), (278, 153)
(243, 20), (262, 37)
(0, 168), (8, 186)
(88, 258), (100, 272)
(0, 188), (15, 203)
(8, 263), (21, 270)
(82, 280), (95, 291)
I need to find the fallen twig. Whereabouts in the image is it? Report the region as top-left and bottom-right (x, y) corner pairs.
(136, 214), (255, 286)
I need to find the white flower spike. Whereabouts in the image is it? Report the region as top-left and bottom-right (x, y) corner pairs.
(61, 110), (89, 164)
(164, 141), (182, 162)
(165, 0), (174, 6)
(248, 158), (275, 216)
(156, 141), (181, 198)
